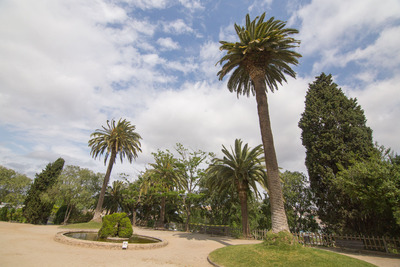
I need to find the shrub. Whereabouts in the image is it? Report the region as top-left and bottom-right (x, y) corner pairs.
(98, 213), (133, 238)
(118, 217), (133, 238)
(0, 207), (8, 221)
(262, 231), (301, 250)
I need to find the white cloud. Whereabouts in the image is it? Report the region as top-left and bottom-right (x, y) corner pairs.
(349, 76), (400, 153)
(157, 37), (180, 50)
(346, 26), (400, 69)
(248, 0), (273, 13)
(178, 0), (204, 11)
(117, 0), (170, 10)
(293, 0), (400, 71)
(162, 19), (194, 34)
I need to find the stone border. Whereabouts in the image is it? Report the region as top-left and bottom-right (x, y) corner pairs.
(207, 255), (222, 267)
(54, 229), (168, 250)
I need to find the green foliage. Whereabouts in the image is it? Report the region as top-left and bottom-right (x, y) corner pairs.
(205, 139), (266, 237)
(88, 118), (142, 165)
(262, 231), (300, 249)
(298, 73), (374, 233)
(48, 165), (102, 224)
(0, 206), (8, 221)
(335, 146), (400, 236)
(216, 12), (301, 96)
(104, 180), (127, 214)
(118, 217), (133, 238)
(0, 166), (31, 206)
(23, 158), (65, 224)
(280, 171), (319, 233)
(98, 213), (133, 238)
(54, 205), (93, 225)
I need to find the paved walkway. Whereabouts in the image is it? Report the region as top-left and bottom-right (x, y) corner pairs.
(1, 222), (399, 266)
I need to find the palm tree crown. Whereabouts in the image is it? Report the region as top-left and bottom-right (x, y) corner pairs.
(207, 139), (266, 194)
(89, 118), (142, 165)
(217, 13), (301, 96)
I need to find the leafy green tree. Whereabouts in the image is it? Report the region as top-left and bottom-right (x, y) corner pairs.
(206, 139), (266, 237)
(298, 73), (375, 232)
(88, 118), (142, 222)
(280, 171), (319, 233)
(217, 13), (301, 233)
(23, 158), (65, 224)
(336, 146), (400, 236)
(0, 166), (31, 207)
(119, 174), (143, 226)
(47, 165), (102, 224)
(174, 143), (214, 231)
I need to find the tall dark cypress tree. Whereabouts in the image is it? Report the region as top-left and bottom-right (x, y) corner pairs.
(23, 158), (65, 224)
(298, 73), (374, 233)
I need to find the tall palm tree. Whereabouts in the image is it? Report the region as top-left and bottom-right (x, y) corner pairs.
(88, 118), (142, 222)
(216, 13), (301, 233)
(206, 139), (266, 238)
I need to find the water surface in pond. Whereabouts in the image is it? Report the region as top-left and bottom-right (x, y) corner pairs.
(64, 232), (160, 244)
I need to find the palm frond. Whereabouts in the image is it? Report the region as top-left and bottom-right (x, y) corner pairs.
(216, 13), (301, 97)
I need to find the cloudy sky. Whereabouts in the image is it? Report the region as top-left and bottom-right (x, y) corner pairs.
(1, 0), (399, 181)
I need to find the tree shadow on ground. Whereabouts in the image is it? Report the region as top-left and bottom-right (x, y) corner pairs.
(172, 231), (238, 247)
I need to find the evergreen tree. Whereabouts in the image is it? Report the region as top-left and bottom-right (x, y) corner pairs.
(298, 73), (374, 233)
(23, 158), (65, 224)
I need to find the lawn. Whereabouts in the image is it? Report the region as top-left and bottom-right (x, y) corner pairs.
(209, 243), (375, 267)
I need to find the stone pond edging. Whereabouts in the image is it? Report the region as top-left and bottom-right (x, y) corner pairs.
(54, 229), (168, 250)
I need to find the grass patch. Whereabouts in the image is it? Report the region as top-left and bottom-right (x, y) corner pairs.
(59, 221), (102, 230)
(209, 243), (375, 267)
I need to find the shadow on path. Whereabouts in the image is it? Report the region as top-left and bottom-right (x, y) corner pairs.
(172, 231), (242, 247)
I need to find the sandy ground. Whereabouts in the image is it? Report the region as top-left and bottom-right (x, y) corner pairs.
(1, 222), (399, 267)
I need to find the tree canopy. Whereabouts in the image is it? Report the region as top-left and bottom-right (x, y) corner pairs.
(23, 158), (65, 224)
(0, 166), (31, 207)
(299, 73), (375, 233)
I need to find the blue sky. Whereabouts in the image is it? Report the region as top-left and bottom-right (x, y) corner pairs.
(1, 0), (399, 180)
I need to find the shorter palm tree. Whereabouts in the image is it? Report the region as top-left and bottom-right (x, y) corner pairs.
(88, 118), (142, 222)
(104, 180), (126, 214)
(206, 139), (266, 238)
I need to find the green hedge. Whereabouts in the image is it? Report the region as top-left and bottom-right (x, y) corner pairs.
(98, 213), (133, 238)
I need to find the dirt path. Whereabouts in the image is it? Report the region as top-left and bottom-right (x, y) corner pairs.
(1, 222), (399, 266)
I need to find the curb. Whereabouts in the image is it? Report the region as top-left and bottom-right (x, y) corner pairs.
(207, 255), (222, 267)
(54, 230), (168, 250)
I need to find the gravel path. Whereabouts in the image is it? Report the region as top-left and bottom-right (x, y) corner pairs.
(1, 222), (399, 266)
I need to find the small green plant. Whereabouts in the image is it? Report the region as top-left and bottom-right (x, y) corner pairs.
(98, 213), (133, 238)
(262, 231), (301, 250)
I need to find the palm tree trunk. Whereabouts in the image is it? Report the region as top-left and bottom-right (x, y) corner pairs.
(238, 185), (250, 238)
(92, 151), (117, 222)
(253, 77), (290, 233)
